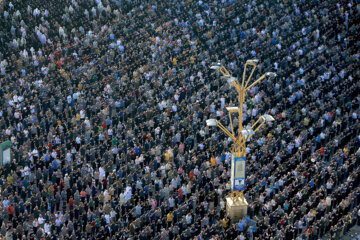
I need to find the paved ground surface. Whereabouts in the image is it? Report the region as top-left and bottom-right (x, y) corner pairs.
(321, 225), (360, 240)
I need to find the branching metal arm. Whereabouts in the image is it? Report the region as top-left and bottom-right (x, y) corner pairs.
(242, 64), (247, 88)
(234, 136), (246, 146)
(231, 81), (242, 94)
(245, 64), (257, 89)
(219, 67), (242, 94)
(245, 74), (266, 91)
(217, 121), (237, 142)
(228, 112), (234, 135)
(219, 66), (231, 76)
(251, 116), (267, 134)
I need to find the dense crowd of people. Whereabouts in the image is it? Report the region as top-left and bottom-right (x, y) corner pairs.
(0, 0), (360, 239)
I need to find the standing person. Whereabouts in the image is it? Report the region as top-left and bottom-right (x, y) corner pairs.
(32, 218), (39, 234)
(7, 204), (15, 222)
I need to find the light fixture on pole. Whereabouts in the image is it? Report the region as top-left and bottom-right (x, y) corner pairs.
(210, 62), (222, 70)
(207, 60), (276, 222)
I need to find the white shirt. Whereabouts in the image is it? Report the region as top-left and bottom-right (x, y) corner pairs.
(80, 110), (85, 119)
(99, 167), (105, 180)
(186, 214), (192, 224)
(66, 153), (72, 162)
(32, 149), (39, 157)
(108, 128), (113, 136)
(38, 217), (44, 225)
(44, 223), (51, 233)
(105, 214), (110, 224)
(326, 197), (331, 206)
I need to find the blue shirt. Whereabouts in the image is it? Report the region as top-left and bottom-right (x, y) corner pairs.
(284, 203), (289, 211)
(238, 221), (245, 232)
(262, 179), (266, 186)
(44, 154), (50, 162)
(53, 160), (60, 170)
(134, 147), (139, 155)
